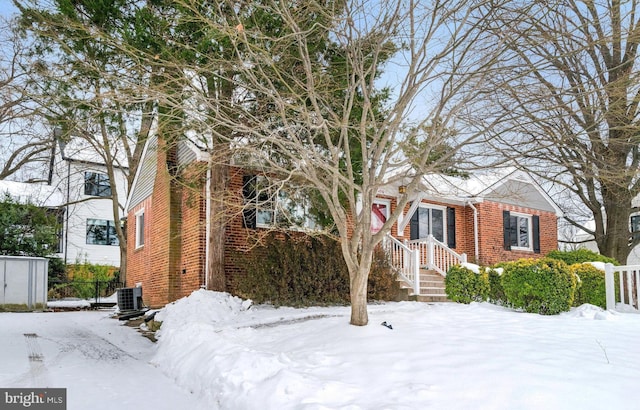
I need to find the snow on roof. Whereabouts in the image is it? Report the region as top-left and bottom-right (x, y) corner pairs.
(59, 135), (130, 168)
(0, 180), (63, 207)
(421, 166), (522, 198)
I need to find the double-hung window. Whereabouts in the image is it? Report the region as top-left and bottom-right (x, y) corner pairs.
(503, 211), (540, 253)
(510, 213), (531, 250)
(242, 175), (318, 230)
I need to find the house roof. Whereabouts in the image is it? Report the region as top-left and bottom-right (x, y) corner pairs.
(126, 132), (206, 212)
(0, 180), (63, 207)
(419, 167), (562, 215)
(56, 132), (130, 169)
(125, 135), (157, 211)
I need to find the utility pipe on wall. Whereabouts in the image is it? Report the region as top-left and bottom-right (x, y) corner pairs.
(467, 201), (479, 262)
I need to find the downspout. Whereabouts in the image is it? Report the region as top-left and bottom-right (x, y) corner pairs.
(64, 161), (71, 265)
(203, 166), (211, 289)
(467, 201), (479, 262)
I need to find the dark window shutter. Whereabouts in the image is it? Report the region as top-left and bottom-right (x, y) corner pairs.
(532, 215), (540, 254)
(447, 207), (456, 248)
(503, 210), (511, 250)
(409, 208), (419, 240)
(242, 175), (257, 229)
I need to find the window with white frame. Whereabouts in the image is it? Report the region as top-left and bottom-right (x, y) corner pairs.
(86, 219), (119, 245)
(135, 210), (145, 248)
(242, 175), (318, 230)
(410, 205), (445, 242)
(84, 172), (112, 197)
(503, 210), (540, 253)
(509, 212), (532, 250)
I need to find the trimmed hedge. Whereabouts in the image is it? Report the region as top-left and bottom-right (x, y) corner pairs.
(501, 258), (577, 315)
(444, 265), (489, 304)
(569, 263), (607, 309)
(546, 249), (618, 266)
(235, 232), (398, 306)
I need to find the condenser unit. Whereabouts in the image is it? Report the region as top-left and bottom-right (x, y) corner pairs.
(117, 287), (143, 311)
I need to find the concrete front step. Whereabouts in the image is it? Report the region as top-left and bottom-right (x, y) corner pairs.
(420, 286), (447, 295)
(411, 294), (451, 303)
(395, 270), (451, 302)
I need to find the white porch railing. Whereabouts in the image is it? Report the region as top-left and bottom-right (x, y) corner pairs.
(383, 236), (421, 295)
(383, 235), (466, 295)
(605, 263), (640, 311)
(407, 235), (467, 277)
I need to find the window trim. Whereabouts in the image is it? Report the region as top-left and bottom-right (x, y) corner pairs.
(243, 174), (318, 231)
(509, 212), (533, 252)
(255, 175), (276, 228)
(411, 203), (447, 243)
(135, 209), (145, 249)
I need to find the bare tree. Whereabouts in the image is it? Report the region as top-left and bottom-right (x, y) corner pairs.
(0, 17), (52, 181)
(482, 0), (640, 263)
(144, 0), (506, 325)
(16, 1), (157, 278)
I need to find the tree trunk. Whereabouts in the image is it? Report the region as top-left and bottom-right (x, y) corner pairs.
(599, 189), (633, 264)
(349, 268), (369, 326)
(119, 245), (127, 285)
(206, 155), (228, 291)
(348, 245), (374, 326)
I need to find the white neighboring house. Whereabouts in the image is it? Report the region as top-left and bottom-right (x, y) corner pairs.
(47, 137), (128, 267)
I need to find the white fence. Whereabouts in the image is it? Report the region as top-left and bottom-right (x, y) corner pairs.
(604, 263), (639, 311)
(0, 256), (49, 310)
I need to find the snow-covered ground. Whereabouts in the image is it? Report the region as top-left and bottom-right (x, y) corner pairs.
(0, 309), (207, 410)
(2, 291), (640, 410)
(153, 290), (640, 410)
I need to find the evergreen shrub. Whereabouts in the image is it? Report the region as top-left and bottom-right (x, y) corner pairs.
(235, 233), (398, 306)
(546, 249), (618, 266)
(444, 265), (489, 304)
(569, 263), (607, 308)
(501, 258), (577, 315)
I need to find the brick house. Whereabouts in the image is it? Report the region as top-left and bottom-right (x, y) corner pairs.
(125, 135), (562, 307)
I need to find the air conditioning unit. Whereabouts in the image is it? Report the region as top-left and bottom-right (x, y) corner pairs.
(117, 287), (143, 311)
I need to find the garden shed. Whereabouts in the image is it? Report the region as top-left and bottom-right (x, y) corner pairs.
(0, 256), (48, 311)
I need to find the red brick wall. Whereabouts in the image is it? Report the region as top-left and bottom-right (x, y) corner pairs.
(128, 157), (559, 306)
(128, 139), (171, 307)
(474, 200), (558, 266)
(126, 196), (158, 301)
(127, 136), (207, 307)
(391, 199), (557, 266)
(176, 164), (207, 301)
